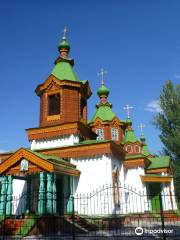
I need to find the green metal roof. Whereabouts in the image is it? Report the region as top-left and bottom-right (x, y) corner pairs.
(31, 150), (77, 170)
(31, 150), (67, 163)
(125, 154), (145, 160)
(146, 156), (170, 170)
(91, 104), (116, 122)
(51, 61), (80, 81)
(142, 144), (151, 157)
(122, 129), (138, 144)
(97, 84), (109, 97)
(78, 139), (110, 145)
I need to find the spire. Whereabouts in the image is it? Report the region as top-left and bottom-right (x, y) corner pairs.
(122, 117), (138, 144)
(140, 133), (146, 143)
(137, 124), (152, 157)
(91, 69), (116, 123)
(97, 68), (109, 103)
(58, 27), (70, 58)
(123, 104), (133, 119)
(51, 27), (81, 81)
(122, 106), (139, 144)
(138, 123), (146, 142)
(140, 133), (151, 157)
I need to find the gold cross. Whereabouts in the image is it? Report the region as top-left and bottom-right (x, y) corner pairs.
(62, 26), (68, 40)
(98, 68), (107, 85)
(124, 104), (133, 118)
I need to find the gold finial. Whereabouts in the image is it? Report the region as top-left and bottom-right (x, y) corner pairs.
(62, 26), (68, 40)
(123, 104), (133, 118)
(98, 68), (107, 85)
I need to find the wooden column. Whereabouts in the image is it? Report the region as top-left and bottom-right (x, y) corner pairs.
(52, 174), (57, 214)
(0, 176), (7, 214)
(6, 176), (13, 215)
(46, 173), (53, 214)
(38, 172), (46, 215)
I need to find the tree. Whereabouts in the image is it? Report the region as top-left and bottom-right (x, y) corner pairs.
(154, 80), (180, 198)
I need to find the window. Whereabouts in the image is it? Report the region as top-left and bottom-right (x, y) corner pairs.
(80, 98), (86, 118)
(96, 128), (104, 140)
(134, 145), (140, 153)
(48, 94), (60, 116)
(126, 145), (132, 153)
(111, 128), (119, 141)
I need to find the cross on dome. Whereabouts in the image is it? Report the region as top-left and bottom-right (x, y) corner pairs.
(98, 68), (107, 85)
(124, 104), (133, 118)
(62, 26), (68, 40)
(138, 123), (145, 133)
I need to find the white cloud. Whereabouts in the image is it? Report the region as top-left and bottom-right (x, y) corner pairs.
(145, 100), (162, 113)
(174, 73), (180, 79)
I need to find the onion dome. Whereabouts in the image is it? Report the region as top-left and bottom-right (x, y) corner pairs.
(97, 84), (109, 97)
(140, 133), (146, 143)
(122, 118), (138, 144)
(140, 133), (152, 157)
(125, 117), (132, 127)
(51, 28), (81, 82)
(58, 38), (70, 51)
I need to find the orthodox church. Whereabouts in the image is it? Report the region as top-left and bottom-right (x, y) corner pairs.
(0, 30), (177, 217)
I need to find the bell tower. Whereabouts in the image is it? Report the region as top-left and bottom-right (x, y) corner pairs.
(27, 29), (94, 150)
(35, 28), (91, 127)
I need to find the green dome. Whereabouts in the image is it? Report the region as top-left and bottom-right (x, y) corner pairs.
(140, 133), (146, 142)
(58, 39), (70, 51)
(97, 84), (109, 97)
(126, 117), (132, 126)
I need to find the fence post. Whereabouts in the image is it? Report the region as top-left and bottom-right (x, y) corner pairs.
(72, 196), (75, 240)
(159, 193), (166, 240)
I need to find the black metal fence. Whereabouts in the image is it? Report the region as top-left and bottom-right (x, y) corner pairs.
(0, 184), (179, 239)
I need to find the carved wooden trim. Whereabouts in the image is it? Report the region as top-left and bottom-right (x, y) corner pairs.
(38, 141), (125, 161)
(141, 175), (172, 183)
(47, 115), (61, 121)
(0, 148), (80, 176)
(124, 158), (146, 169)
(146, 168), (169, 174)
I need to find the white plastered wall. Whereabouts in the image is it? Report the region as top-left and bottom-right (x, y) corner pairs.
(71, 154), (125, 215)
(30, 134), (80, 150)
(124, 167), (149, 213)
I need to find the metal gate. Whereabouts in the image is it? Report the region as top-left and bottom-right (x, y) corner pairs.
(0, 184), (179, 239)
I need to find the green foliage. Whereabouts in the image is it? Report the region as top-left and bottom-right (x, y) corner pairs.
(154, 80), (180, 198)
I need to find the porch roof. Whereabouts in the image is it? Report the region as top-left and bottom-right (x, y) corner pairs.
(146, 156), (170, 170)
(0, 148), (80, 176)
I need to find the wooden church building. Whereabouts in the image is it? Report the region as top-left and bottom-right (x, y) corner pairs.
(0, 30), (177, 217)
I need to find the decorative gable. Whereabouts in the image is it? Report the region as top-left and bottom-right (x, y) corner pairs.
(0, 148), (80, 176)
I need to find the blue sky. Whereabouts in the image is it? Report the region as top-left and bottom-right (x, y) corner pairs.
(0, 0), (180, 154)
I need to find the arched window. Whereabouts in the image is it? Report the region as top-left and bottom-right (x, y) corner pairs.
(126, 145), (132, 153)
(96, 128), (104, 141)
(134, 145), (140, 153)
(48, 93), (60, 116)
(111, 128), (118, 141)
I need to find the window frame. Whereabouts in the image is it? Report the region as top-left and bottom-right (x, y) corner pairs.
(111, 127), (119, 141)
(47, 93), (61, 116)
(96, 128), (104, 141)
